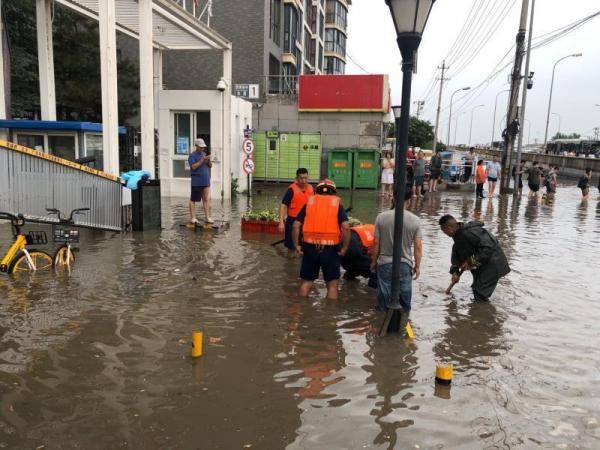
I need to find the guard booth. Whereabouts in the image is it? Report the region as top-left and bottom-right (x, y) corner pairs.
(0, 120), (127, 171)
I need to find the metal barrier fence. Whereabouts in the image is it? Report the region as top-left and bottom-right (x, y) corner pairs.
(0, 141), (123, 231)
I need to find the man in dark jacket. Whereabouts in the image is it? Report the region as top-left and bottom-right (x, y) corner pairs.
(439, 215), (510, 301)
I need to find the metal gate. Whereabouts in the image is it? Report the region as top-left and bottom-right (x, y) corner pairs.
(0, 140), (123, 231)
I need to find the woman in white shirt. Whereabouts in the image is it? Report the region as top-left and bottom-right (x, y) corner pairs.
(487, 156), (502, 197)
(380, 151), (395, 197)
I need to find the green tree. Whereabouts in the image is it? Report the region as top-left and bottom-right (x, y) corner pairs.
(387, 116), (438, 149)
(552, 132), (581, 140)
(4, 0), (138, 123)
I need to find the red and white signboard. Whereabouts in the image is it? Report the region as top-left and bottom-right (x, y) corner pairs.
(242, 139), (255, 156)
(243, 158), (255, 174)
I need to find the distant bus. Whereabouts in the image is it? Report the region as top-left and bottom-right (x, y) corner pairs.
(546, 139), (600, 157)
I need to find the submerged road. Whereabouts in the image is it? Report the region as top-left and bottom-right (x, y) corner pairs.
(0, 183), (599, 449)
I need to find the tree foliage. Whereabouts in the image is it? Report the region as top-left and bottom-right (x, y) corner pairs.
(552, 132), (581, 140)
(387, 116), (438, 149)
(3, 0), (138, 123)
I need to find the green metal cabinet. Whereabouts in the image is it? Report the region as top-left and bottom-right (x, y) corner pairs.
(353, 149), (380, 189)
(327, 150), (353, 188)
(252, 132), (322, 182)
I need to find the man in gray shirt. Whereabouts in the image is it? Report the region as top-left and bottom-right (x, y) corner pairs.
(412, 151), (426, 198)
(370, 189), (423, 312)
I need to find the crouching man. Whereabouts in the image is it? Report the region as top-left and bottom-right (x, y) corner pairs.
(438, 215), (510, 301)
(341, 224), (377, 288)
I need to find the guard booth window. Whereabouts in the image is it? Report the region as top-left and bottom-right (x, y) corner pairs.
(172, 111), (211, 178)
(48, 135), (77, 162)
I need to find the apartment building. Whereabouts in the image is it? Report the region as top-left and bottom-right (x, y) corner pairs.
(165, 0), (349, 97)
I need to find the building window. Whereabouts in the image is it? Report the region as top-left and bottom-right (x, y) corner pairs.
(325, 28), (346, 56)
(284, 4), (300, 57)
(309, 38), (316, 66)
(325, 57), (345, 75)
(270, 0), (281, 45)
(309, 5), (318, 34)
(326, 0), (348, 30)
(319, 11), (324, 37)
(318, 43), (324, 71)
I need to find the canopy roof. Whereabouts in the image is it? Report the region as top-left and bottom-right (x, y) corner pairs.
(55, 0), (231, 50)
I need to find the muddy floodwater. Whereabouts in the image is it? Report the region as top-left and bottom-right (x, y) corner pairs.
(1, 183), (599, 449)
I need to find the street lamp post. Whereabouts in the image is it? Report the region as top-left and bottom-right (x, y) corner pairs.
(491, 89), (509, 148)
(468, 104), (484, 146)
(453, 111), (466, 146)
(384, 0), (435, 332)
(543, 53), (582, 149)
(447, 86), (470, 150)
(552, 112), (562, 136)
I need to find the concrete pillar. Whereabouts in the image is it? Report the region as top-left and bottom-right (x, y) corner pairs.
(98, 0), (120, 175)
(139, 0), (155, 177)
(153, 49), (163, 124)
(35, 0), (56, 120)
(221, 47), (233, 199)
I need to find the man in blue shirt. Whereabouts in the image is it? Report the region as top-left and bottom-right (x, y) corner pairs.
(188, 138), (213, 224)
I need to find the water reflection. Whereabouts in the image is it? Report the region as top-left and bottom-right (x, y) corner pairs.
(433, 300), (507, 374)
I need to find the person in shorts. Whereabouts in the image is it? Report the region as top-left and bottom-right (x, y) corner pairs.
(578, 167), (592, 201)
(412, 151), (426, 198)
(380, 151), (395, 197)
(188, 138), (213, 223)
(429, 149), (443, 192)
(527, 161), (541, 197)
(486, 156), (501, 197)
(293, 179), (351, 300)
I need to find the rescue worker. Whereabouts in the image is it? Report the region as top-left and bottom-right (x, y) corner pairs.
(292, 179), (351, 300)
(279, 168), (314, 253)
(341, 224), (377, 288)
(439, 215), (510, 301)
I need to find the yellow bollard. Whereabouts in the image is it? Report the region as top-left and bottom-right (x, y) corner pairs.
(405, 322), (415, 339)
(435, 363), (453, 385)
(191, 331), (203, 357)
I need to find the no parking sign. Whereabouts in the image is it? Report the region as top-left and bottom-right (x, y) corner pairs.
(243, 158), (255, 174)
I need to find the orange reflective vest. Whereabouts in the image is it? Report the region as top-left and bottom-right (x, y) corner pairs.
(302, 195), (341, 246)
(288, 183), (314, 218)
(351, 224), (375, 249)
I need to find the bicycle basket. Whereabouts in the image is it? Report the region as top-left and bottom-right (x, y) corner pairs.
(53, 229), (79, 244)
(26, 231), (48, 245)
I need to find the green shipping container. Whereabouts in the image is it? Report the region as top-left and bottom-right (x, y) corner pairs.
(327, 150), (353, 188)
(353, 149), (380, 189)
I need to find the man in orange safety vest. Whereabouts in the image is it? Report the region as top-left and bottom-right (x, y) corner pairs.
(279, 168), (314, 253)
(292, 179), (351, 300)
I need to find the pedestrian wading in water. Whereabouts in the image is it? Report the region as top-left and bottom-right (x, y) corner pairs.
(439, 215), (510, 301)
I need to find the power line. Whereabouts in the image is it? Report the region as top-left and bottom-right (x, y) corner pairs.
(346, 52), (371, 74)
(448, 0), (518, 79)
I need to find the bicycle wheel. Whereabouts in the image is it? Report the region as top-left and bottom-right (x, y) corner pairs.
(54, 245), (75, 269)
(8, 250), (53, 274)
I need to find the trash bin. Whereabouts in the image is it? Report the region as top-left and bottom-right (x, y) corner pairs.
(327, 150), (353, 188)
(353, 149), (380, 189)
(132, 179), (161, 231)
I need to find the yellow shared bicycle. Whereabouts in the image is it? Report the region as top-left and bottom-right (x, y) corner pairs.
(0, 212), (53, 274)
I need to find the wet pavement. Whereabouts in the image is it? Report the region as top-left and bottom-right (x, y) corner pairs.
(0, 183), (599, 449)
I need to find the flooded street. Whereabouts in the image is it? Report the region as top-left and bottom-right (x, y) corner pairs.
(1, 183), (599, 449)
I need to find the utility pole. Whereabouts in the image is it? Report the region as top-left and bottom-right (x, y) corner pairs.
(514, 0), (535, 195)
(432, 60), (448, 152)
(500, 0), (530, 194)
(414, 100), (425, 119)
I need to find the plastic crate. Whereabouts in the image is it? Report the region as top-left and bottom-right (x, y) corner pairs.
(53, 229), (80, 244)
(26, 231), (48, 245)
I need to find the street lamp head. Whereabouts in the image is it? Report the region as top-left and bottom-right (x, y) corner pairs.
(391, 105), (402, 119)
(386, 0), (435, 59)
(572, 53), (582, 57)
(462, 87), (471, 91)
